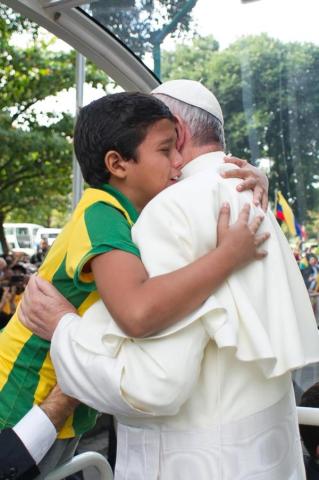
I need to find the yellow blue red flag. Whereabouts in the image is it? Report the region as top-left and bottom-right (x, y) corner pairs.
(275, 191), (302, 238)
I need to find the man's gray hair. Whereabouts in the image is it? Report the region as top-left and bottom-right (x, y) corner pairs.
(154, 93), (225, 150)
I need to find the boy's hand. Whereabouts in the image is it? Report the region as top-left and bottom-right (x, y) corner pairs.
(217, 203), (270, 270)
(18, 275), (76, 340)
(222, 156), (269, 211)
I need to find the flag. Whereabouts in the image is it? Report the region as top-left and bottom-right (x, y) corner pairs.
(294, 220), (302, 239)
(275, 191), (302, 238)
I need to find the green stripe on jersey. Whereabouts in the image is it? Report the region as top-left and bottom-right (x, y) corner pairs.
(0, 335), (49, 427)
(52, 256), (90, 308)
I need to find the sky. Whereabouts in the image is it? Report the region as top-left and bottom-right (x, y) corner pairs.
(191, 0), (319, 49)
(19, 0), (319, 118)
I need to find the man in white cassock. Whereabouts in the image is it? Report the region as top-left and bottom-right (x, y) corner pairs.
(22, 80), (319, 479)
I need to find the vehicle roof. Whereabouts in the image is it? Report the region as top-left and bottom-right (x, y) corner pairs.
(8, 0), (159, 93)
(4, 223), (44, 228)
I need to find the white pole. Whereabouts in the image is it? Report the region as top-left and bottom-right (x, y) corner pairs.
(72, 51), (86, 210)
(297, 406), (319, 426)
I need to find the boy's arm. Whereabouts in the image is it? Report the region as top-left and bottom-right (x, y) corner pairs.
(91, 202), (268, 337)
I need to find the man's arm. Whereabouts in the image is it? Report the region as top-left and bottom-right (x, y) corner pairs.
(0, 386), (78, 480)
(18, 204), (268, 417)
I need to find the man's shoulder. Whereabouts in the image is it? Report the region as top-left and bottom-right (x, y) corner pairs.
(149, 168), (221, 206)
(141, 166), (248, 220)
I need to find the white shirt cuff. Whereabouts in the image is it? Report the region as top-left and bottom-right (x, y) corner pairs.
(13, 405), (57, 464)
(52, 312), (80, 340)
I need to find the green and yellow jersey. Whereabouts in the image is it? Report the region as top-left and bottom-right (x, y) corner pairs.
(0, 184), (139, 438)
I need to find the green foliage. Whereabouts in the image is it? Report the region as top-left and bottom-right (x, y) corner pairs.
(0, 5), (109, 253)
(162, 36), (219, 82)
(162, 34), (319, 222)
(0, 111), (73, 215)
(304, 211), (319, 242)
(89, 0), (195, 57)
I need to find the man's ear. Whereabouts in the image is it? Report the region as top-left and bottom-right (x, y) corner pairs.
(104, 150), (129, 179)
(174, 115), (187, 152)
(316, 445), (319, 458)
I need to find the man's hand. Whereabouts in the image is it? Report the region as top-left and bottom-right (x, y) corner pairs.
(222, 156), (269, 211)
(18, 275), (76, 340)
(217, 203), (270, 270)
(40, 385), (79, 431)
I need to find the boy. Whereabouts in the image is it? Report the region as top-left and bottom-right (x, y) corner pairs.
(0, 92), (266, 474)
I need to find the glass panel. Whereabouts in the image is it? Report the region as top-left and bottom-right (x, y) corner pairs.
(5, 0), (319, 426)
(80, 0), (196, 77)
(16, 227), (31, 248)
(16, 227), (28, 236)
(81, 0), (319, 400)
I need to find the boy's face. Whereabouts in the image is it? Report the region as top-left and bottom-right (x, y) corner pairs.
(126, 118), (183, 211)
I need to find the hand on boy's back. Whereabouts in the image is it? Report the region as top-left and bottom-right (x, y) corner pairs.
(19, 275), (76, 340)
(222, 156), (269, 212)
(217, 203), (269, 270)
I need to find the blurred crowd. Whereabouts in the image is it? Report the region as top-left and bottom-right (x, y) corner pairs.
(294, 243), (319, 324)
(299, 253), (319, 293)
(0, 238), (49, 329)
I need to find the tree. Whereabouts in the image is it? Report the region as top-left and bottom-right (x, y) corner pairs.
(162, 34), (319, 222)
(89, 0), (195, 58)
(0, 5), (109, 254)
(162, 36), (219, 83)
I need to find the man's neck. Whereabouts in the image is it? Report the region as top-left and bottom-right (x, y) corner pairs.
(183, 143), (222, 166)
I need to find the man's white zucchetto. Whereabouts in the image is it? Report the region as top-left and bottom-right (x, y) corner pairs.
(152, 79), (224, 125)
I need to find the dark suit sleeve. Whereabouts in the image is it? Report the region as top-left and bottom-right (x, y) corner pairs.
(0, 429), (40, 480)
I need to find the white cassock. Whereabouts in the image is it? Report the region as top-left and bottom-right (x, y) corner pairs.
(51, 152), (319, 480)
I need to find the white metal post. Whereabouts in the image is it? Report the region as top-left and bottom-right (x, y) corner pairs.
(72, 51), (86, 210)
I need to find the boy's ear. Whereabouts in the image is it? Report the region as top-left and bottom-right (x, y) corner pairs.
(104, 151), (129, 179)
(174, 115), (187, 152)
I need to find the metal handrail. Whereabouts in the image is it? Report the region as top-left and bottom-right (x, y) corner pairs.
(297, 406), (319, 426)
(45, 451), (113, 480)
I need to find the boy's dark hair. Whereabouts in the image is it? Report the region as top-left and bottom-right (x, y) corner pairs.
(74, 92), (174, 187)
(299, 382), (319, 458)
